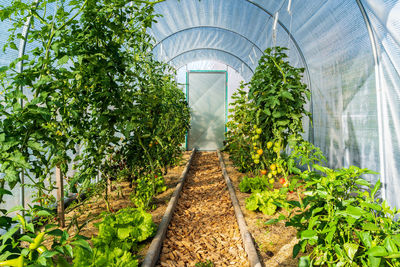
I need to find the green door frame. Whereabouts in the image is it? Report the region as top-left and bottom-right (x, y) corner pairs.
(185, 70), (228, 151)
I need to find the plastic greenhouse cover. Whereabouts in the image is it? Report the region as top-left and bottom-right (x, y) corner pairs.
(0, 0), (399, 211)
(150, 0), (400, 210)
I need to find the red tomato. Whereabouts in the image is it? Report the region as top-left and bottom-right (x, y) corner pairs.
(279, 178), (286, 184)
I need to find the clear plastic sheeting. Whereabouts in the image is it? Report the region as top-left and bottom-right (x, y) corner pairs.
(361, 0), (400, 209)
(176, 60), (245, 112)
(173, 50), (253, 82)
(151, 0), (400, 208)
(151, 0), (307, 80)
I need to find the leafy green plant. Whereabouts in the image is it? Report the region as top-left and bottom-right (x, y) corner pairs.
(287, 165), (400, 266)
(224, 85), (256, 172)
(131, 174), (166, 209)
(248, 47), (311, 150)
(245, 189), (287, 216)
(195, 260), (214, 267)
(239, 175), (271, 193)
(288, 136), (327, 174)
(73, 207), (156, 267)
(0, 0), (189, 264)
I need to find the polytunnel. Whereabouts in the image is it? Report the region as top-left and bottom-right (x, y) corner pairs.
(0, 0), (400, 266)
(149, 0), (400, 209)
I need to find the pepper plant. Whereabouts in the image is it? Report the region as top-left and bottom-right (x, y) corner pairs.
(287, 165), (400, 267)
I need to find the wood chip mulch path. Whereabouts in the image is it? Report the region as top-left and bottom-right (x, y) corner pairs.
(157, 152), (249, 267)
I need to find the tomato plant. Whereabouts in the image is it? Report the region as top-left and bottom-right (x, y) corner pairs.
(248, 47), (311, 149)
(0, 0), (188, 207)
(225, 47), (310, 176)
(0, 0), (189, 264)
(224, 84), (256, 172)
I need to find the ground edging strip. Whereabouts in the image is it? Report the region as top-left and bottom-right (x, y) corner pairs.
(217, 150), (262, 267)
(142, 148), (196, 267)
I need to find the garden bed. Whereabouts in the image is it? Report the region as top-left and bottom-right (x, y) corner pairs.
(221, 152), (301, 267)
(41, 151), (192, 261)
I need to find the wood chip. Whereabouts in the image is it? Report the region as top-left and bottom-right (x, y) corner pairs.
(156, 153), (249, 267)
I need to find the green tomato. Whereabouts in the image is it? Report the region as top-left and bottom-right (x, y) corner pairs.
(267, 141), (273, 149)
(254, 135), (260, 140)
(254, 154), (260, 159)
(254, 159), (260, 164)
(256, 128), (262, 134)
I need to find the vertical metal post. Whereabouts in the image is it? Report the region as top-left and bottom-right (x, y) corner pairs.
(56, 166), (65, 227)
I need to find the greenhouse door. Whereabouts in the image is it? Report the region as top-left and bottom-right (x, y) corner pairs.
(187, 71), (227, 151)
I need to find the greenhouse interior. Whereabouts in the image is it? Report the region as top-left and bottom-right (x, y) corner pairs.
(0, 0), (400, 266)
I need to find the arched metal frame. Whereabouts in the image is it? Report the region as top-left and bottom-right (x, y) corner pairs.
(153, 25), (264, 55)
(172, 59), (249, 83)
(152, 0), (312, 91)
(152, 0), (315, 141)
(167, 47), (255, 75)
(244, 0), (311, 87)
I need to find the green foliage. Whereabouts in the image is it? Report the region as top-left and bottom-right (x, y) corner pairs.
(73, 208), (156, 266)
(288, 136), (326, 173)
(224, 47), (310, 174)
(248, 47), (311, 148)
(0, 0), (189, 205)
(0, 210), (89, 266)
(195, 260), (214, 267)
(245, 189), (287, 216)
(286, 166), (400, 266)
(0, 0), (189, 263)
(131, 174), (166, 209)
(224, 85), (256, 172)
(239, 175), (270, 193)
(224, 46), (399, 267)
